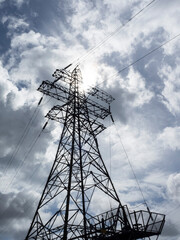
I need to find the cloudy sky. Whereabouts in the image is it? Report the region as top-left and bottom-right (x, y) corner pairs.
(0, 0), (180, 239)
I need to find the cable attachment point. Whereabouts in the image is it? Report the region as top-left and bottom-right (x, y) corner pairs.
(109, 105), (114, 123)
(42, 121), (48, 130)
(38, 96), (43, 106)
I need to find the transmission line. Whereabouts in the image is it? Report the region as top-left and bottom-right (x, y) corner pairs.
(112, 120), (149, 209)
(1, 95), (53, 186)
(0, 175), (48, 235)
(71, 0), (157, 66)
(0, 122), (49, 232)
(3, 121), (48, 194)
(115, 33), (180, 76)
(1, 95), (52, 193)
(165, 203), (180, 216)
(2, 96), (44, 178)
(95, 32), (180, 87)
(0, 120), (51, 225)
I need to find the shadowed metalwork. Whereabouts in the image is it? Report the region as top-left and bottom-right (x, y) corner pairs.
(25, 66), (165, 240)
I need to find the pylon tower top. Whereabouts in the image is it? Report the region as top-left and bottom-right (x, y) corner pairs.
(25, 65), (165, 240)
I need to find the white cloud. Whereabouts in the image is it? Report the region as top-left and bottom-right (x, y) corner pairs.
(0, 61), (15, 103)
(0, 191), (36, 238)
(0, 59), (39, 110)
(13, 0), (29, 8)
(2, 15), (29, 33)
(0, 61), (30, 111)
(159, 60), (180, 115)
(111, 124), (161, 170)
(11, 30), (48, 49)
(158, 127), (180, 151)
(1, 0), (180, 239)
(120, 68), (154, 107)
(144, 170), (168, 187)
(167, 173), (180, 202)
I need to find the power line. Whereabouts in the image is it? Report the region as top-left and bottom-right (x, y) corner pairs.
(96, 32), (180, 87)
(0, 127), (46, 231)
(116, 33), (180, 76)
(0, 176), (48, 235)
(0, 121), (51, 225)
(165, 203), (180, 216)
(2, 98), (42, 177)
(11, 30), (179, 211)
(1, 95), (52, 183)
(2, 121), (48, 194)
(71, 0), (157, 66)
(113, 120), (148, 208)
(0, 95), (51, 193)
(0, 89), (55, 208)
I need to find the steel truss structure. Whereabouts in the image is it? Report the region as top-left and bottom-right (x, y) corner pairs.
(25, 66), (165, 240)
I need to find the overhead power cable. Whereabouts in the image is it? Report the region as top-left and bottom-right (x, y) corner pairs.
(1, 95), (53, 184)
(165, 203), (180, 216)
(2, 97), (44, 177)
(71, 0), (157, 66)
(115, 33), (180, 76)
(0, 175), (48, 235)
(112, 120), (149, 209)
(96, 32), (180, 87)
(3, 120), (49, 194)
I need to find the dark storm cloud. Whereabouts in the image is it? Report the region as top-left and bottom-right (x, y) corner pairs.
(0, 191), (37, 239)
(1, 109), (56, 164)
(0, 21), (11, 54)
(0, 191), (33, 222)
(98, 52), (138, 124)
(0, 100), (46, 167)
(0, 80), (57, 238)
(162, 219), (180, 237)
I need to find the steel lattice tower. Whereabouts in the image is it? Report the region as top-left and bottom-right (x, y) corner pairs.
(25, 66), (165, 240)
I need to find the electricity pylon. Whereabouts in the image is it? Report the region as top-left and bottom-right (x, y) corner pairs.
(25, 66), (165, 240)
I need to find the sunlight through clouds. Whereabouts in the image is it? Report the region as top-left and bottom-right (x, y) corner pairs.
(0, 0), (180, 239)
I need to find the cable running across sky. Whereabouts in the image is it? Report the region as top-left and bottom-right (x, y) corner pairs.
(70, 0), (157, 67)
(95, 32), (180, 87)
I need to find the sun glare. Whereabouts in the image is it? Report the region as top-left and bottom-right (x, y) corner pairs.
(80, 63), (99, 91)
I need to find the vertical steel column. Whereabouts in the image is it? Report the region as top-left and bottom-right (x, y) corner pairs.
(63, 81), (77, 240)
(76, 71), (87, 240)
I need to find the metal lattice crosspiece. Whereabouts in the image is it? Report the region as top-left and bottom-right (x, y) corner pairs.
(25, 66), (165, 240)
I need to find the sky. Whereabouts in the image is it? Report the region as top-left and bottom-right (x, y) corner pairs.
(0, 0), (180, 239)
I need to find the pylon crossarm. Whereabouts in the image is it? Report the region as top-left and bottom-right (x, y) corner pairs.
(38, 80), (70, 103)
(46, 104), (69, 124)
(46, 104), (106, 136)
(40, 90), (110, 124)
(25, 66), (165, 240)
(88, 87), (115, 104)
(38, 80), (111, 120)
(84, 97), (110, 119)
(52, 68), (72, 84)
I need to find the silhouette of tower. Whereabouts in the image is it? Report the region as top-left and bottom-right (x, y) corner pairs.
(25, 66), (165, 240)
